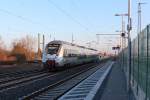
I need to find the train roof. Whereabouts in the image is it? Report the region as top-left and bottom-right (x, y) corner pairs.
(47, 40), (97, 51)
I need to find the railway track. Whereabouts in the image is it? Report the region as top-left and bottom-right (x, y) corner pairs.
(20, 61), (111, 100)
(0, 63), (91, 89)
(0, 62), (107, 100)
(0, 72), (54, 91)
(0, 68), (43, 79)
(0, 70), (46, 84)
(0, 67), (49, 85)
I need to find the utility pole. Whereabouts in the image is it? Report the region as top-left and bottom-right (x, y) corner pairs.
(43, 34), (45, 52)
(53, 33), (55, 40)
(127, 0), (132, 99)
(38, 33), (40, 60)
(115, 13), (128, 71)
(36, 33), (45, 61)
(38, 33), (40, 51)
(72, 33), (74, 44)
(115, 13), (128, 35)
(50, 34), (51, 41)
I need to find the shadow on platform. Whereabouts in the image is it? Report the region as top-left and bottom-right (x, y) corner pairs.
(94, 61), (130, 100)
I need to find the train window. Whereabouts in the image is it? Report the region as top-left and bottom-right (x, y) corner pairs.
(68, 54), (72, 57)
(47, 44), (60, 54)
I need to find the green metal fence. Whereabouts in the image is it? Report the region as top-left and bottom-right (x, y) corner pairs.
(148, 25), (150, 99)
(122, 25), (150, 99)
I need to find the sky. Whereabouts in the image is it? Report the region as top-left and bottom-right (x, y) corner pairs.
(0, 0), (150, 53)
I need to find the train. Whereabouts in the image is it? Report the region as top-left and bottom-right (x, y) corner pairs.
(42, 40), (101, 71)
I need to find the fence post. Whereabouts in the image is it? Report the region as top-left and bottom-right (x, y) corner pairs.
(145, 25), (149, 100)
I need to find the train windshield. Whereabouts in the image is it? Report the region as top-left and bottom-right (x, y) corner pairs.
(46, 44), (60, 54)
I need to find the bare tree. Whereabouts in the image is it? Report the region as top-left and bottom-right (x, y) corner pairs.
(0, 36), (9, 61)
(11, 35), (36, 61)
(0, 36), (7, 54)
(0, 36), (4, 50)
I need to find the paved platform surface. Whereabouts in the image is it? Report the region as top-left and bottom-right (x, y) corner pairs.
(94, 61), (129, 100)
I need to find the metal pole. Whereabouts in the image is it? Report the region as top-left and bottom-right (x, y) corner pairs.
(72, 33), (74, 44)
(122, 18), (126, 70)
(38, 33), (40, 51)
(38, 33), (40, 60)
(137, 2), (141, 95)
(115, 13), (128, 69)
(122, 16), (124, 34)
(146, 25), (149, 100)
(137, 1), (147, 96)
(121, 16), (124, 70)
(43, 35), (45, 52)
(138, 2), (148, 99)
(50, 34), (51, 41)
(127, 0), (132, 98)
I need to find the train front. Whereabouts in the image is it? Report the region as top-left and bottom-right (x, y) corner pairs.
(42, 43), (61, 71)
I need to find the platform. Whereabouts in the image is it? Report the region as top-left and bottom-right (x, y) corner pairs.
(94, 61), (129, 100)
(59, 61), (131, 100)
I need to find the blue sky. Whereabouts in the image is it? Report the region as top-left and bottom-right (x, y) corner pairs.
(0, 0), (150, 52)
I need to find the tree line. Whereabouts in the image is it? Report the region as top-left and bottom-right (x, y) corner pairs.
(0, 35), (42, 63)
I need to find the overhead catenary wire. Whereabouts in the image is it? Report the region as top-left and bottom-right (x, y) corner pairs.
(47, 0), (95, 47)
(0, 1), (91, 34)
(0, 1), (93, 46)
(47, 0), (90, 32)
(0, 8), (50, 31)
